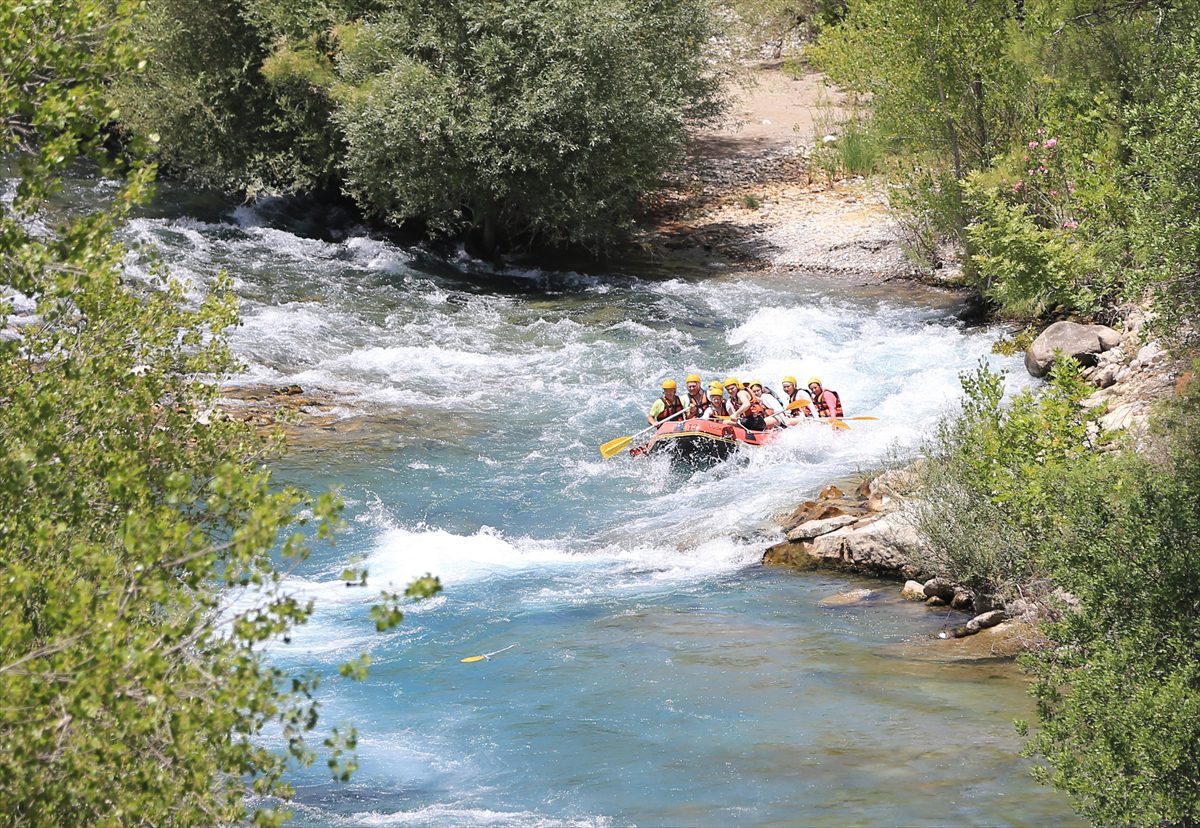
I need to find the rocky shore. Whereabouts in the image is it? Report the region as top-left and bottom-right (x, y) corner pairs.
(761, 313), (1185, 655)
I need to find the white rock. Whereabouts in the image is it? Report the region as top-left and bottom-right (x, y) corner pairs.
(786, 513), (861, 541)
(901, 580), (926, 601)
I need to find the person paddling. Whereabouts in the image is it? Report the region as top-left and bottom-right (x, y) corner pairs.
(647, 379), (685, 427)
(753, 379), (786, 420)
(682, 373), (708, 419)
(723, 376), (751, 414)
(775, 375), (812, 426)
(807, 377), (844, 419)
(702, 383), (732, 420)
(734, 381), (776, 431)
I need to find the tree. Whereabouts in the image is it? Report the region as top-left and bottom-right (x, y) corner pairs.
(1, 2), (437, 823)
(115, 0), (725, 253)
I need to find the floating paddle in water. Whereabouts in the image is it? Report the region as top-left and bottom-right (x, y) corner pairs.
(461, 644), (516, 663)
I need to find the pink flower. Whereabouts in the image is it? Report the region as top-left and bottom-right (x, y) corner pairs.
(1037, 128), (1046, 135)
(1049, 190), (1058, 197)
(1023, 154), (1030, 161)
(1013, 181), (1024, 192)
(1028, 141), (1039, 149)
(1045, 138), (1058, 148)
(1061, 219), (1079, 229)
(1039, 166), (1048, 174)
(1027, 169), (1036, 176)
(1068, 184), (1076, 194)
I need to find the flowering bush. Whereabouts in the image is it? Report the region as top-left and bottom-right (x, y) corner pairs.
(1005, 130), (1080, 231)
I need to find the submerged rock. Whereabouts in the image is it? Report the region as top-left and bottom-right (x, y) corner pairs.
(817, 588), (874, 607)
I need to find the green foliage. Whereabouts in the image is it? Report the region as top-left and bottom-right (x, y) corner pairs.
(116, 0), (724, 251)
(812, 0), (1026, 178)
(964, 180), (1105, 318)
(913, 359), (1101, 603)
(810, 117), (882, 180)
(1022, 371), (1200, 826)
(112, 0), (344, 195)
(1124, 4), (1200, 345)
(332, 0), (724, 250)
(1, 2), (438, 822)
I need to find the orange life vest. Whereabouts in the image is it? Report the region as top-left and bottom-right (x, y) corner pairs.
(657, 394), (684, 422)
(686, 391), (709, 418)
(814, 389), (843, 419)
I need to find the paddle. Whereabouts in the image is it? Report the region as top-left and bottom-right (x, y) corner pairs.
(599, 406), (689, 459)
(461, 644), (516, 663)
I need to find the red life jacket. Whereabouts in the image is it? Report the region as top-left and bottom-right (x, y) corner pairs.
(657, 394), (684, 422)
(814, 389), (843, 419)
(747, 398), (768, 418)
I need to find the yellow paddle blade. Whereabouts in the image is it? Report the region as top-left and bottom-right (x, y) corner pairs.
(846, 416), (878, 421)
(599, 435), (634, 459)
(828, 419), (851, 430)
(460, 655), (487, 663)
(786, 400), (810, 411)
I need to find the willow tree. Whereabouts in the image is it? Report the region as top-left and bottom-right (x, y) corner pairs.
(116, 0), (725, 253)
(0, 2), (435, 823)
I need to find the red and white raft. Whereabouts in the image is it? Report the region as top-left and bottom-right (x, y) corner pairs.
(629, 418), (780, 463)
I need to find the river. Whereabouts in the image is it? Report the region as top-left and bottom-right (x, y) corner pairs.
(118, 188), (1080, 826)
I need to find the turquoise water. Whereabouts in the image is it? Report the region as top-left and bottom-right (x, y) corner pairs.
(115, 193), (1080, 826)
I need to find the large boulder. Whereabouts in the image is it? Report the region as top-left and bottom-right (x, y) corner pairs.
(1025, 321), (1112, 377)
(806, 511), (927, 574)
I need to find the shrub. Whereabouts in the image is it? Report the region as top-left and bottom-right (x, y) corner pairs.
(912, 359), (1101, 604)
(1022, 371), (1200, 827)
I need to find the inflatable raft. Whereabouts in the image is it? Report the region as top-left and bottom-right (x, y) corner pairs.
(630, 418), (780, 463)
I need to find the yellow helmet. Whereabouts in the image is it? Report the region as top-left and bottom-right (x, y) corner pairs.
(685, 373), (701, 383)
(723, 376), (740, 388)
(808, 377), (822, 387)
(709, 383), (725, 396)
(782, 375), (797, 385)
(748, 379), (762, 389)
(662, 379), (677, 390)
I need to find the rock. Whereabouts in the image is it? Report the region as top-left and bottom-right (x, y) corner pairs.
(866, 491), (893, 512)
(951, 591), (974, 610)
(818, 588), (874, 607)
(951, 624), (974, 638)
(761, 540), (820, 569)
(779, 493), (873, 531)
(973, 593), (999, 614)
(275, 384), (304, 395)
(966, 609), (1007, 632)
(1025, 321), (1104, 377)
(1088, 324), (1124, 350)
(819, 484), (844, 499)
(901, 580), (927, 601)
(922, 577), (956, 601)
(1136, 342), (1163, 365)
(1091, 364), (1118, 389)
(926, 596), (948, 607)
(1100, 402), (1139, 432)
(787, 513), (860, 541)
(868, 468), (920, 498)
(805, 511), (928, 574)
